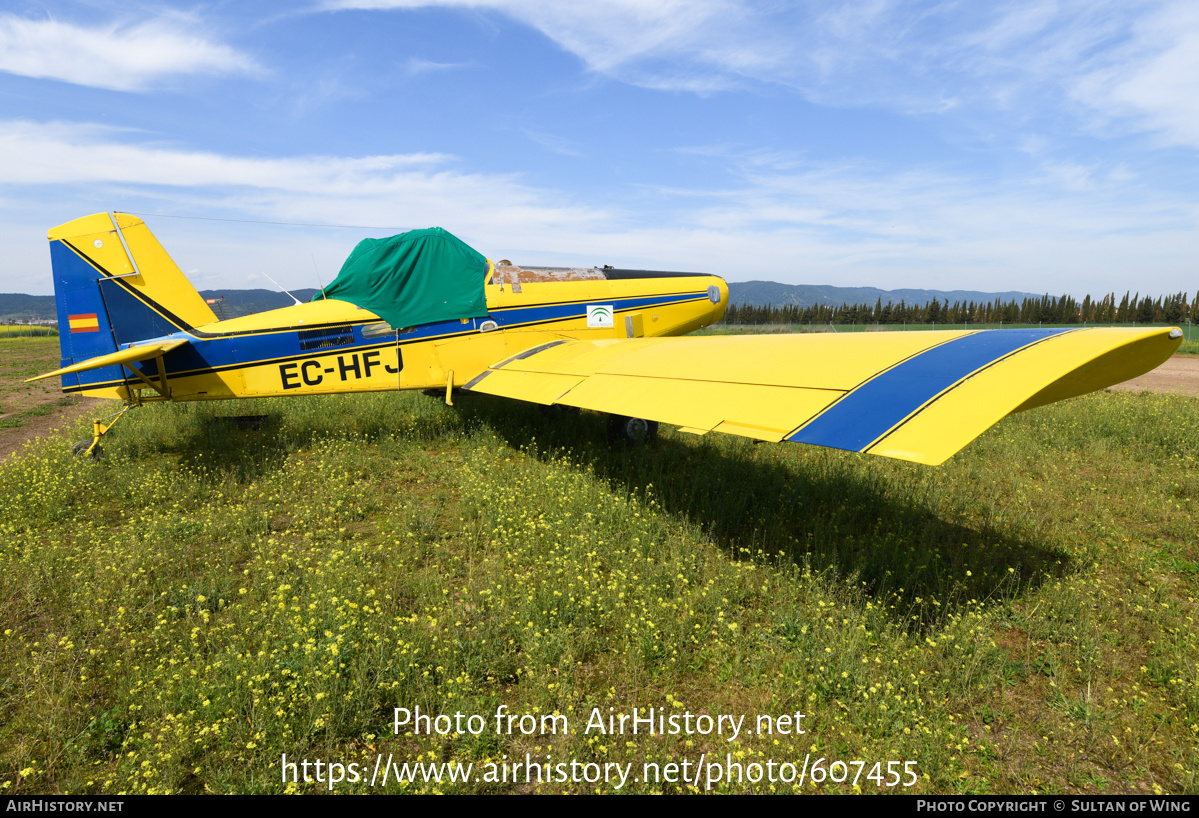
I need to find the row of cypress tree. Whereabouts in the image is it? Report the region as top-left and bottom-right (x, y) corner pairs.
(722, 291), (1198, 326)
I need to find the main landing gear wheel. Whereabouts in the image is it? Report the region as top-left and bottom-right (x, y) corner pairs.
(607, 414), (659, 446)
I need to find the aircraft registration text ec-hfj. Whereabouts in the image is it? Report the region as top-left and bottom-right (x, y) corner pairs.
(29, 212), (1183, 462)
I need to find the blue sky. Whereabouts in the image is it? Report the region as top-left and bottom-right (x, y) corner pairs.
(0, 0), (1196, 298)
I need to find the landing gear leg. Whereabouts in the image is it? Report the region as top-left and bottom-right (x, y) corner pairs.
(607, 414), (659, 446)
(72, 403), (135, 459)
(541, 404), (580, 416)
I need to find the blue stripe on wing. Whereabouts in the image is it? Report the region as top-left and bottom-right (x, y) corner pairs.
(786, 328), (1076, 452)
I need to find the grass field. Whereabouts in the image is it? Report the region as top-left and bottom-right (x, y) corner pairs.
(0, 338), (1196, 794)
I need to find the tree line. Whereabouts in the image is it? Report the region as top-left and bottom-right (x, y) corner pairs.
(722, 291), (1199, 326)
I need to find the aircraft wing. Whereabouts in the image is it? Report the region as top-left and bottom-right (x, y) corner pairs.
(25, 339), (190, 383)
(461, 327), (1182, 465)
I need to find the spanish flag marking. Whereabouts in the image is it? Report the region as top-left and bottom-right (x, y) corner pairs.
(68, 313), (100, 333)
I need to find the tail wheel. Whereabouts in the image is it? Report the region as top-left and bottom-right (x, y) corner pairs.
(607, 414), (659, 446)
(71, 440), (102, 459)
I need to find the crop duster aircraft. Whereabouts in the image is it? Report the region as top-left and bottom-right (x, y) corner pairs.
(29, 212), (1183, 462)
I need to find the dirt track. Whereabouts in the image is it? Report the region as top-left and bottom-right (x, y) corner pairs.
(1108, 355), (1199, 398)
(0, 398), (102, 463)
(0, 337), (104, 462)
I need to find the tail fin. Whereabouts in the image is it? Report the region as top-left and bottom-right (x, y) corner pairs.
(48, 212), (217, 390)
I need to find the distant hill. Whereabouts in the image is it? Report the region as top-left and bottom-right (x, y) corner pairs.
(0, 289), (321, 322)
(0, 293), (56, 322)
(198, 289), (320, 318)
(0, 282), (1049, 323)
(727, 282), (1042, 309)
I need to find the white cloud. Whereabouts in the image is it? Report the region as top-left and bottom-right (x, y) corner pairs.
(639, 146), (1198, 295)
(0, 13), (259, 91)
(1, 120), (1195, 297)
(325, 0), (762, 79)
(405, 56), (472, 74)
(1073, 2), (1199, 148)
(520, 128), (584, 157)
(1038, 160), (1099, 192)
(0, 120), (613, 287)
(0, 121), (451, 189)
(326, 0), (1199, 150)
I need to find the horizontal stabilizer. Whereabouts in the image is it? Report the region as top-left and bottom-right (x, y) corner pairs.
(26, 339), (189, 383)
(463, 327), (1182, 465)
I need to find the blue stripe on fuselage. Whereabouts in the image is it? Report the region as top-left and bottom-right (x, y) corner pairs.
(491, 293), (703, 329)
(101, 290), (707, 386)
(786, 328), (1076, 452)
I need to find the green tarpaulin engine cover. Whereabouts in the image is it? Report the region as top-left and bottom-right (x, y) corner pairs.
(312, 227), (489, 330)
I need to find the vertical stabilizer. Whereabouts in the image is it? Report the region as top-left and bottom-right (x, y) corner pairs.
(48, 212), (218, 389)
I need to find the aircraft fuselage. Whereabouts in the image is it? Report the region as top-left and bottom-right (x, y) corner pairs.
(66, 272), (728, 404)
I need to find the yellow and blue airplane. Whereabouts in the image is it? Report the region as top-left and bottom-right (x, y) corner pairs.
(29, 212), (1183, 463)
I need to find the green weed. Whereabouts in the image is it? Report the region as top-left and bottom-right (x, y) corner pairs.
(0, 387), (1195, 794)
